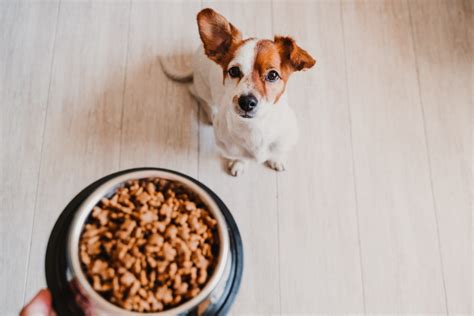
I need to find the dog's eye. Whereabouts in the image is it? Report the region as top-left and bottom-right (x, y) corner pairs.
(265, 70), (280, 82)
(228, 66), (241, 78)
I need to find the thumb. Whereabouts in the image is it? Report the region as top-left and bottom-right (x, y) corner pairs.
(20, 289), (53, 316)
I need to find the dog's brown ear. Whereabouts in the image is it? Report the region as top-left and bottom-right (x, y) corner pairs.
(274, 36), (315, 72)
(197, 8), (242, 67)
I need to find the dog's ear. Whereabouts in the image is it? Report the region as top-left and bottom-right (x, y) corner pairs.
(197, 8), (242, 67)
(274, 36), (315, 73)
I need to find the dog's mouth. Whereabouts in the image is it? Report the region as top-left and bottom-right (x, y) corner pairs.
(239, 112), (255, 119)
(234, 106), (257, 119)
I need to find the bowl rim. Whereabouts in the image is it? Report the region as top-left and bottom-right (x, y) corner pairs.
(67, 169), (230, 315)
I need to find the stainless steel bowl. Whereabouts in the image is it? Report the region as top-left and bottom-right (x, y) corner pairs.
(64, 170), (232, 315)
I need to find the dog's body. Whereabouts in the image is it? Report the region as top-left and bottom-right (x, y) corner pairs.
(191, 42), (299, 175)
(161, 9), (315, 176)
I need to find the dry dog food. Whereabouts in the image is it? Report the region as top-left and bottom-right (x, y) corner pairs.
(79, 178), (219, 312)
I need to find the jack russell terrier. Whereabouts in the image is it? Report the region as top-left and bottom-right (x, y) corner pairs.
(161, 8), (315, 176)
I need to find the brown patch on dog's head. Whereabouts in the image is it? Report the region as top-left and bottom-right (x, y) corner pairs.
(274, 36), (316, 73)
(197, 8), (243, 69)
(250, 37), (316, 103)
(251, 40), (284, 103)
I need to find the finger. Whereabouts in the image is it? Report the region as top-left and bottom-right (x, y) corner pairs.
(20, 289), (53, 316)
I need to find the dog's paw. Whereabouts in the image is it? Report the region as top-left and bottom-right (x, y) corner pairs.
(228, 160), (246, 177)
(266, 160), (286, 172)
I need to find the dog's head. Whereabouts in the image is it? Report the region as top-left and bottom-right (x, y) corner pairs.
(197, 8), (316, 119)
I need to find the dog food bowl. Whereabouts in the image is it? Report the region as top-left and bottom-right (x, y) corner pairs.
(45, 168), (243, 316)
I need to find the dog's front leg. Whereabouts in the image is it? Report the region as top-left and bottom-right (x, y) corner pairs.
(265, 155), (287, 172)
(227, 159), (248, 177)
(265, 142), (292, 172)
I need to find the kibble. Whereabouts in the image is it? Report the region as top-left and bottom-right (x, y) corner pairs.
(79, 178), (218, 312)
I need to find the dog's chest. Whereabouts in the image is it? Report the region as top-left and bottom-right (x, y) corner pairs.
(214, 114), (276, 162)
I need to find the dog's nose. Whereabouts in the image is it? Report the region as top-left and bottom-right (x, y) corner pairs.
(238, 94), (258, 112)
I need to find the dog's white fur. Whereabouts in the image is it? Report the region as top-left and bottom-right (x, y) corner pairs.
(161, 9), (313, 176)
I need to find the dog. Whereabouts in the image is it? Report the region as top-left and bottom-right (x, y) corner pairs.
(160, 8), (315, 176)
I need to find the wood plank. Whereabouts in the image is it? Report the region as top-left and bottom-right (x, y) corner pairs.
(119, 1), (201, 177)
(272, 1), (365, 313)
(24, 2), (131, 300)
(341, 0), (447, 312)
(198, 1), (281, 314)
(408, 0), (472, 313)
(0, 1), (59, 313)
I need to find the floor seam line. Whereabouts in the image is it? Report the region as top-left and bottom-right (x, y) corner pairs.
(22, 0), (62, 304)
(407, 1), (449, 314)
(118, 0), (133, 170)
(270, 0), (283, 313)
(339, 1), (367, 313)
(197, 0), (204, 180)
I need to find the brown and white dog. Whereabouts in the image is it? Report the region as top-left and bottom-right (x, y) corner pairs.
(161, 8), (315, 176)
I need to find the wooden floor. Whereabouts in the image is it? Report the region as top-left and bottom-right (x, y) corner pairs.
(0, 0), (471, 315)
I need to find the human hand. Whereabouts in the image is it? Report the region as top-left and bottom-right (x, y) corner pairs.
(20, 289), (56, 316)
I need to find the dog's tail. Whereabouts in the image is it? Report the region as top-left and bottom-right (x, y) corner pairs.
(159, 57), (193, 82)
